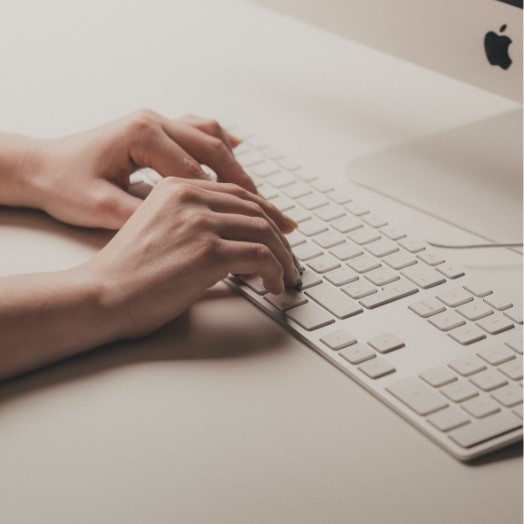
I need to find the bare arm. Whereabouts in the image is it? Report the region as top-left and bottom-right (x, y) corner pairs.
(0, 111), (298, 381)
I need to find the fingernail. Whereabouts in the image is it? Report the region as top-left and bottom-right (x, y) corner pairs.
(292, 253), (305, 290)
(283, 213), (299, 230)
(228, 133), (243, 147)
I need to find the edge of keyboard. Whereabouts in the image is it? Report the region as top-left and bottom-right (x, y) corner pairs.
(225, 128), (523, 462)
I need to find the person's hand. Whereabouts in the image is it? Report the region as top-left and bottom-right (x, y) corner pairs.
(28, 110), (258, 229)
(82, 176), (297, 340)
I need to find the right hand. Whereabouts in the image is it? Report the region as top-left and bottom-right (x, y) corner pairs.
(83, 177), (298, 340)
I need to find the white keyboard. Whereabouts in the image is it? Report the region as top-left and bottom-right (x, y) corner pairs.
(130, 130), (523, 461)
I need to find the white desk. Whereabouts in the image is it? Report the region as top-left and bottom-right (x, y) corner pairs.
(0, 1), (522, 523)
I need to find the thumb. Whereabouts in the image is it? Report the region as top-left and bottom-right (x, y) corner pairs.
(95, 181), (142, 229)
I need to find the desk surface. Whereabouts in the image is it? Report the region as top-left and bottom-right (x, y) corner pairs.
(0, 1), (522, 523)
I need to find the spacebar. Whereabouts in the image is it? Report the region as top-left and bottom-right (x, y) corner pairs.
(449, 411), (522, 448)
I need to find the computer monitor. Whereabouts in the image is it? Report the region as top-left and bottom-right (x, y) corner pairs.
(252, 0), (523, 102)
(252, 0), (523, 245)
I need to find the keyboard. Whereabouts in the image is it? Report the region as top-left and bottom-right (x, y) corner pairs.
(130, 129), (523, 462)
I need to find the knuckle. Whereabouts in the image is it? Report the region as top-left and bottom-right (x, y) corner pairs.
(252, 216), (272, 235)
(207, 136), (229, 159)
(204, 118), (222, 135)
(247, 201), (264, 217)
(127, 109), (159, 140)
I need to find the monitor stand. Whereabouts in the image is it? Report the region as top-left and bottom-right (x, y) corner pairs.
(347, 109), (523, 247)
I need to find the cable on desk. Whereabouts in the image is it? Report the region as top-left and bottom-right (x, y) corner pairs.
(427, 241), (523, 249)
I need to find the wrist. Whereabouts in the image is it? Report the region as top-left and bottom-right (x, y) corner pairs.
(0, 134), (50, 209)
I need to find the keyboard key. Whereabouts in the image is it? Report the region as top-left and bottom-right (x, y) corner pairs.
(367, 333), (405, 354)
(297, 193), (329, 210)
(346, 254), (381, 274)
(428, 311), (466, 331)
(312, 230), (345, 249)
(310, 179), (335, 193)
(435, 264), (465, 279)
(469, 370), (508, 392)
(448, 355), (487, 376)
(358, 357), (396, 379)
(448, 325), (486, 345)
(347, 228), (381, 245)
(305, 283), (363, 319)
(364, 266), (400, 286)
(498, 357), (523, 381)
(505, 333), (523, 354)
(269, 195), (295, 211)
(328, 192), (352, 205)
(285, 206), (311, 223)
(504, 306), (523, 325)
(320, 329), (357, 350)
(298, 269), (323, 290)
(462, 396), (500, 418)
(345, 202), (369, 216)
(436, 288), (473, 307)
(286, 302), (335, 331)
(427, 407), (470, 432)
(440, 380), (479, 402)
(362, 214), (388, 228)
(365, 238), (399, 258)
(380, 225), (406, 241)
(401, 265), (446, 289)
(417, 250), (445, 266)
(476, 315), (514, 335)
(456, 300), (494, 321)
(339, 343), (375, 365)
(277, 157), (301, 171)
(383, 251), (418, 270)
(257, 183), (279, 200)
(236, 274), (267, 295)
(449, 411), (522, 448)
(329, 242), (363, 261)
(307, 254), (341, 274)
(484, 294), (513, 311)
(387, 377), (449, 416)
(409, 298), (446, 318)
(293, 169), (316, 182)
(477, 344), (516, 366)
(359, 279), (418, 309)
(324, 266), (359, 286)
(264, 290), (308, 311)
(249, 160), (280, 178)
(238, 150), (266, 167)
(491, 384), (523, 407)
(286, 230), (306, 247)
(399, 238), (426, 253)
(419, 366), (457, 387)
(298, 218), (328, 237)
(314, 204), (345, 222)
(293, 242), (323, 261)
(282, 181), (312, 199)
(342, 280), (377, 300)
(331, 215), (363, 233)
(463, 281), (493, 298)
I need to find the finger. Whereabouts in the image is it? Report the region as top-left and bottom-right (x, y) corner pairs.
(160, 120), (257, 193)
(194, 186), (293, 253)
(92, 182), (142, 229)
(215, 239), (288, 295)
(130, 126), (208, 182)
(173, 178), (297, 233)
(177, 115), (238, 150)
(212, 213), (296, 289)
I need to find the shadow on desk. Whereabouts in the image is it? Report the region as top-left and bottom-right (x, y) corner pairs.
(0, 284), (287, 405)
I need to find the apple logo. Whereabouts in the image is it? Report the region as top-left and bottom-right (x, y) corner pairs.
(484, 24), (512, 70)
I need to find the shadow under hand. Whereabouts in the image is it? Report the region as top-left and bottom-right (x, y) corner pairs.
(0, 284), (287, 404)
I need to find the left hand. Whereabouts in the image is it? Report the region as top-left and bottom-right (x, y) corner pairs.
(23, 110), (256, 229)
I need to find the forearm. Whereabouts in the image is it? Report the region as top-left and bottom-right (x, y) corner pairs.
(0, 133), (47, 209)
(0, 266), (118, 381)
